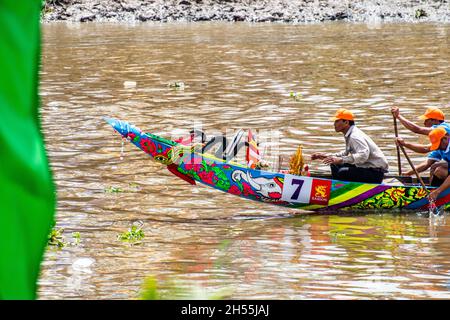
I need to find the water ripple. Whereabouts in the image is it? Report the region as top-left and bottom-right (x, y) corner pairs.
(38, 22), (450, 300)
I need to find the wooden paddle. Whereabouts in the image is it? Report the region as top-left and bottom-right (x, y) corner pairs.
(393, 115), (402, 176)
(392, 113), (428, 191)
(398, 144), (442, 215)
(397, 143), (443, 215)
(397, 144), (428, 191)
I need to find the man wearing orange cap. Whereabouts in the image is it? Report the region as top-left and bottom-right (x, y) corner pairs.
(394, 106), (450, 186)
(311, 108), (389, 183)
(396, 126), (450, 187)
(391, 106), (449, 135)
(422, 127), (450, 201)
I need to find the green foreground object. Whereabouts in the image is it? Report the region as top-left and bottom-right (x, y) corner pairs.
(0, 0), (55, 299)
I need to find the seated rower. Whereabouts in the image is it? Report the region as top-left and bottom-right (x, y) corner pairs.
(396, 126), (450, 187)
(391, 106), (450, 135)
(311, 108), (389, 184)
(395, 136), (448, 186)
(422, 127), (450, 202)
(392, 106), (450, 184)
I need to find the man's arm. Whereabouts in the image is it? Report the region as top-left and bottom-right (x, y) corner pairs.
(397, 115), (432, 135)
(404, 159), (436, 176)
(312, 150), (347, 161)
(429, 173), (450, 201)
(323, 138), (369, 166)
(334, 149), (348, 158)
(311, 152), (328, 160)
(395, 137), (431, 154)
(391, 107), (432, 135)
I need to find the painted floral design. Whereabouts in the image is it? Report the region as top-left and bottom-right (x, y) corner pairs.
(140, 138), (156, 155)
(352, 186), (428, 209)
(228, 185), (241, 196)
(126, 132), (137, 142)
(178, 158), (231, 191)
(387, 187), (406, 203)
(232, 179), (259, 199)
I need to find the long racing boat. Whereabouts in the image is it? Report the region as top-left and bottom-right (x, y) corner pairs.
(105, 118), (449, 213)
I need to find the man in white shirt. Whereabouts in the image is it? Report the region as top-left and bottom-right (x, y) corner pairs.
(311, 108), (389, 184)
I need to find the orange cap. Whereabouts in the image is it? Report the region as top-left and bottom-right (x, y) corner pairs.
(330, 108), (355, 121)
(419, 107), (445, 121)
(429, 126), (447, 151)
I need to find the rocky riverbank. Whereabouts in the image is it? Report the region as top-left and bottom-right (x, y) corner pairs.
(41, 0), (449, 23)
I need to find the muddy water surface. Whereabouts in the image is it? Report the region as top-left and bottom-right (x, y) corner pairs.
(38, 22), (450, 299)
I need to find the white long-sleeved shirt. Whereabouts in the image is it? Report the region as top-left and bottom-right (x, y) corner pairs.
(334, 125), (389, 172)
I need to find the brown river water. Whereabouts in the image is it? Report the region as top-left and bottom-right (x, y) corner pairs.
(38, 22), (450, 299)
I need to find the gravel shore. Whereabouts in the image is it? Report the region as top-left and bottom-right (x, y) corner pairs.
(41, 0), (449, 23)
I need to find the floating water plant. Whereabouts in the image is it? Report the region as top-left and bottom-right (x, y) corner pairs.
(105, 186), (123, 193)
(140, 275), (233, 300)
(118, 225), (145, 244)
(105, 183), (142, 193)
(330, 231), (346, 243)
(141, 276), (161, 300)
(105, 184), (141, 193)
(127, 182), (141, 192)
(168, 81), (185, 90)
(289, 91), (302, 101)
(47, 227), (66, 248)
(47, 228), (81, 248)
(72, 232), (81, 245)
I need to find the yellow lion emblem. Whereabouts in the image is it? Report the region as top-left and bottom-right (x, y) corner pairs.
(315, 185), (327, 198)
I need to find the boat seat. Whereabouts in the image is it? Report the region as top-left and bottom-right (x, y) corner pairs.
(201, 129), (252, 161)
(202, 135), (226, 156)
(223, 129), (244, 162)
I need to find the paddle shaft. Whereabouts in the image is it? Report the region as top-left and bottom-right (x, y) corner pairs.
(398, 144), (428, 191)
(393, 116), (402, 176)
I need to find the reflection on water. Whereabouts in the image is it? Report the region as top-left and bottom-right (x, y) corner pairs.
(38, 22), (450, 299)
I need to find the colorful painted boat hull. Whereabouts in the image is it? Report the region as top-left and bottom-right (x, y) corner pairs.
(105, 118), (449, 212)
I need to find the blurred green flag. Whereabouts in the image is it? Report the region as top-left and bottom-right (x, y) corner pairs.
(0, 0), (55, 299)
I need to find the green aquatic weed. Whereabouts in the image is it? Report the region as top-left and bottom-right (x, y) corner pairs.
(289, 91), (302, 101)
(105, 186), (123, 193)
(329, 231), (346, 243)
(105, 184), (141, 193)
(141, 276), (160, 300)
(140, 275), (233, 300)
(47, 228), (82, 248)
(118, 225), (145, 244)
(47, 227), (66, 248)
(167, 81), (185, 90)
(127, 182), (142, 192)
(72, 232), (81, 245)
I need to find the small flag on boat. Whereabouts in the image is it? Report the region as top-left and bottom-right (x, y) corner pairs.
(247, 130), (260, 169)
